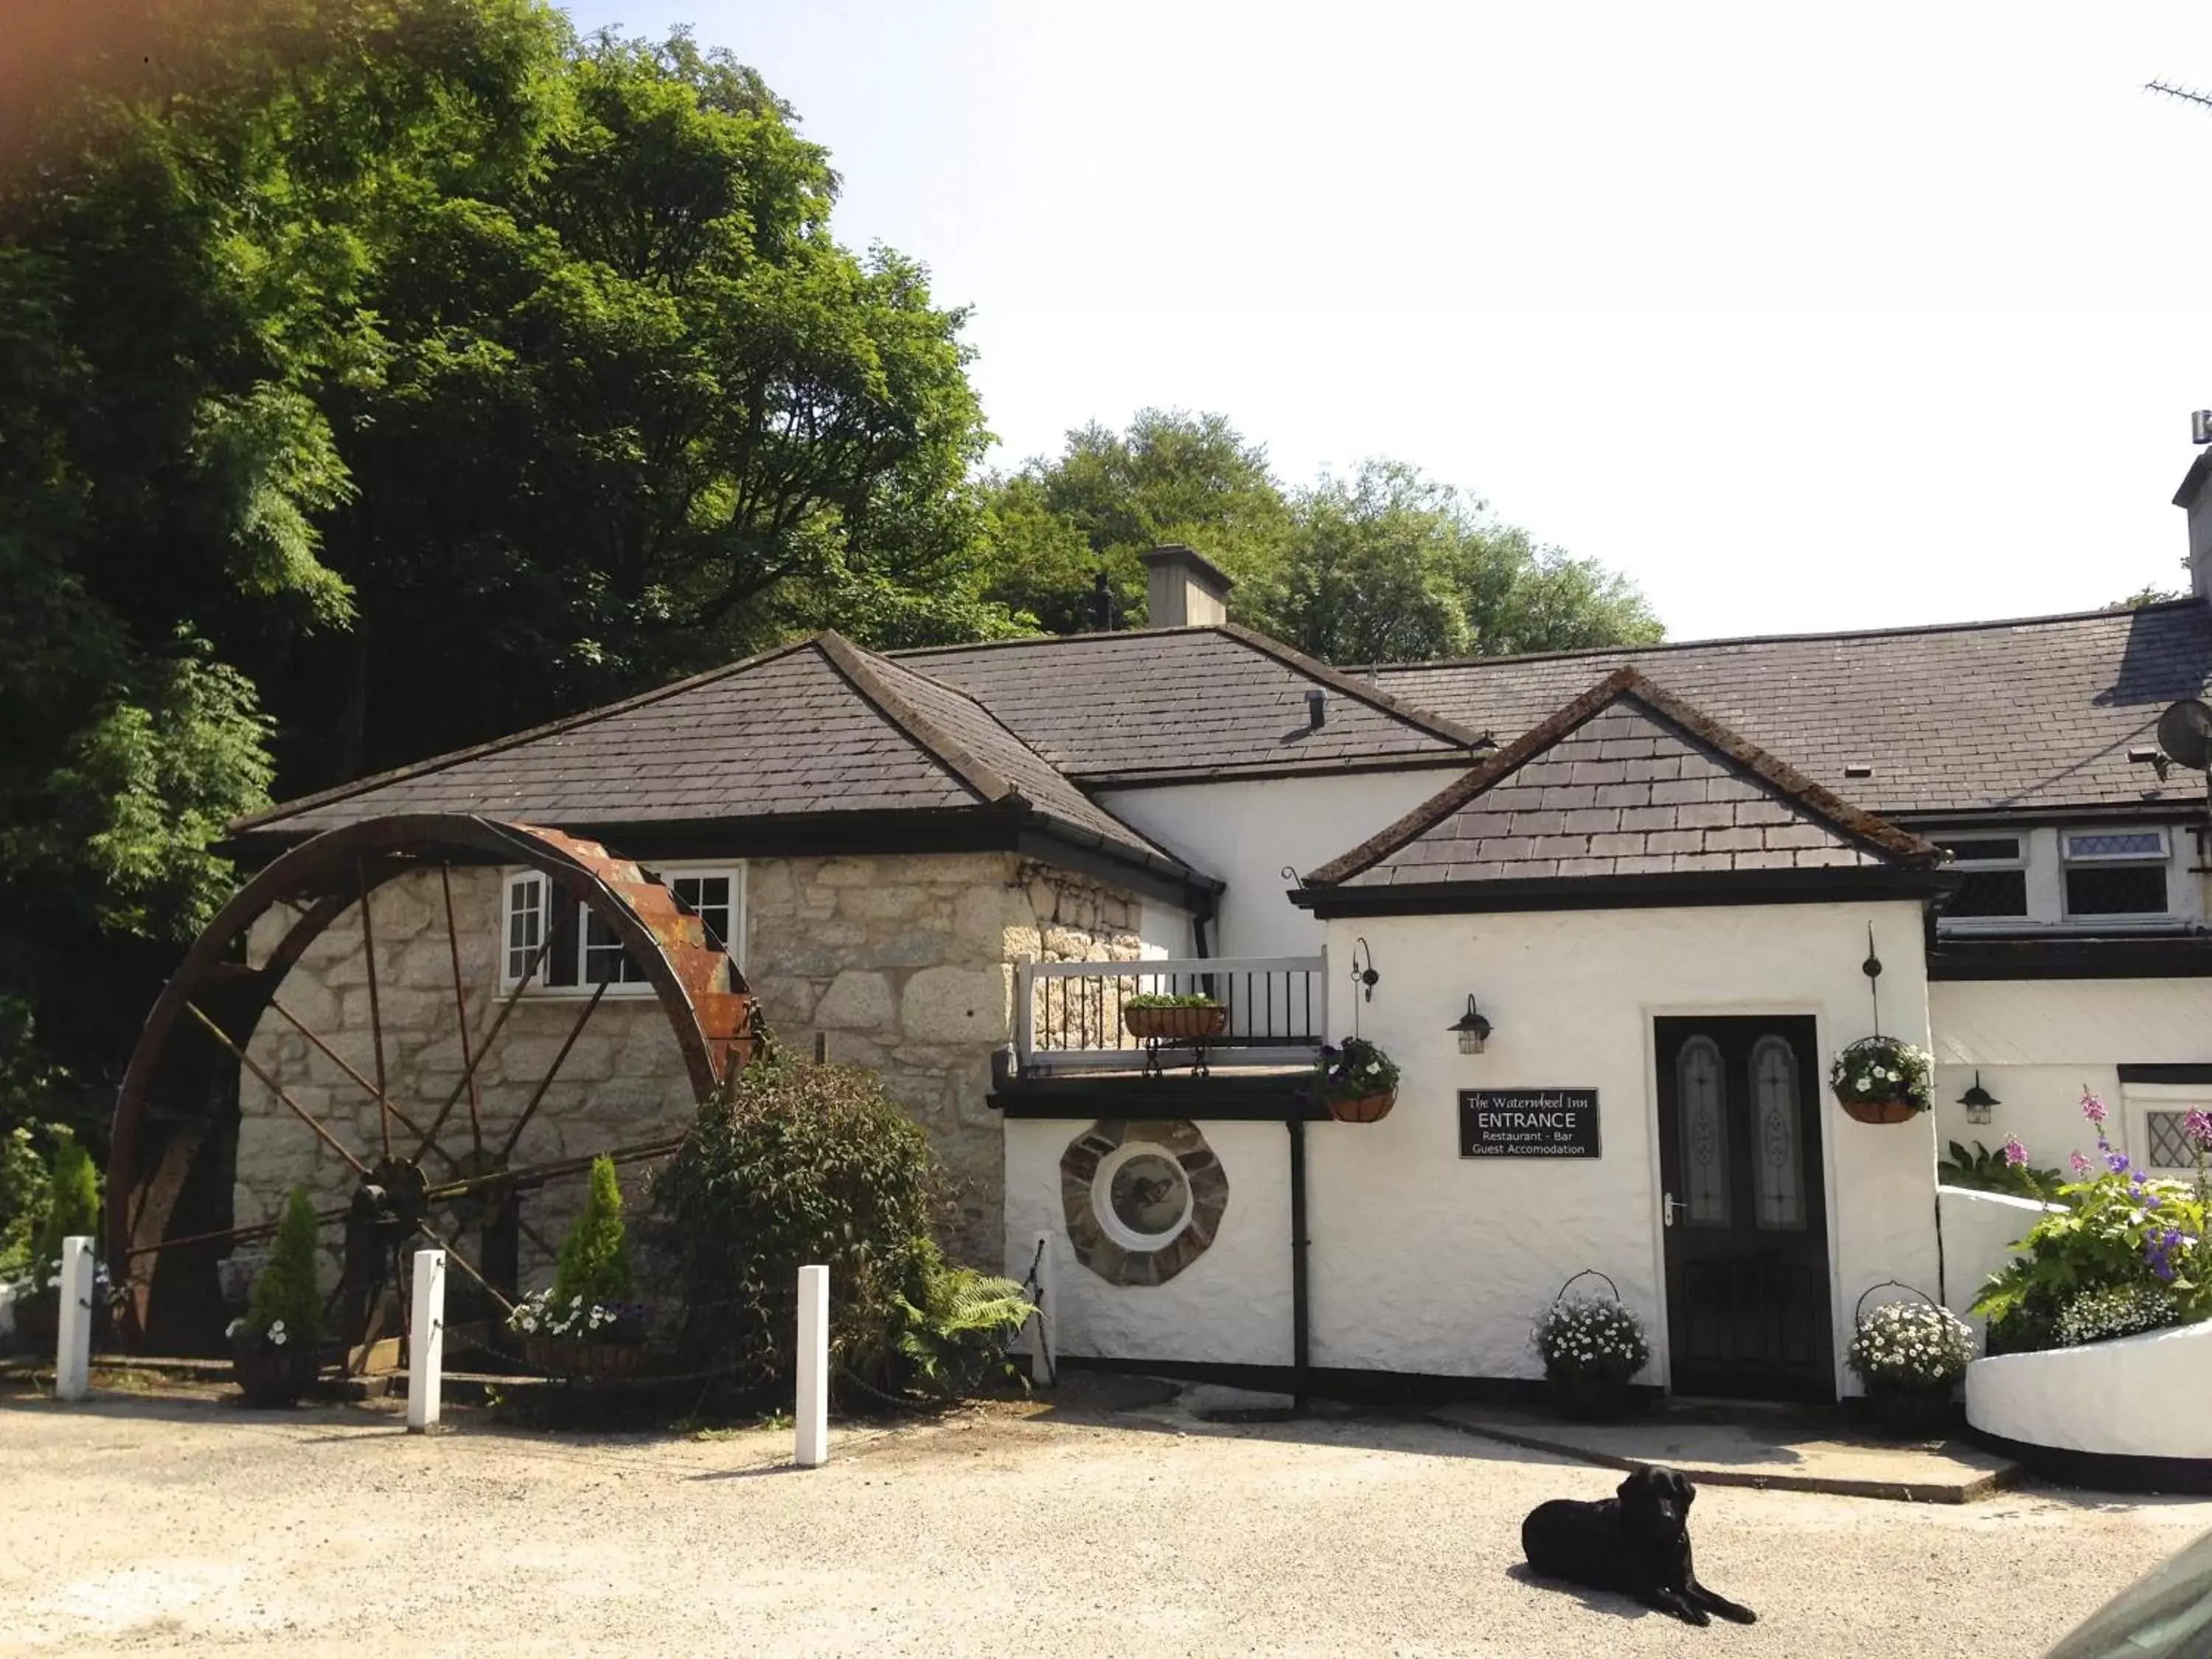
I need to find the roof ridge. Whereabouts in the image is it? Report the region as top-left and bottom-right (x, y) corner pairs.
(231, 636), (821, 835)
(1303, 668), (1938, 888)
(1359, 599), (2205, 677)
(1210, 622), (1492, 749)
(810, 633), (1020, 808)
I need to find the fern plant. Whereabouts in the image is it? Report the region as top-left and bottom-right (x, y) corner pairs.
(886, 1238), (1034, 1400)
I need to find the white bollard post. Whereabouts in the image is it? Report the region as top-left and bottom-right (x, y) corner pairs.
(1032, 1231), (1057, 1388)
(796, 1263), (829, 1468)
(407, 1249), (445, 1434)
(55, 1236), (94, 1402)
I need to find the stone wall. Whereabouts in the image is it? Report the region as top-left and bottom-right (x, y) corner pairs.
(233, 851), (1147, 1283)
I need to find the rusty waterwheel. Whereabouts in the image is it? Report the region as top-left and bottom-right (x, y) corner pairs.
(108, 814), (757, 1368)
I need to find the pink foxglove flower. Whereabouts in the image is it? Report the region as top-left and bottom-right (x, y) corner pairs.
(2002, 1135), (2028, 1167)
(2081, 1092), (2110, 1127)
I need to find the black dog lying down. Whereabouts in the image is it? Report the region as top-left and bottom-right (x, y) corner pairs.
(1522, 1465), (1756, 1627)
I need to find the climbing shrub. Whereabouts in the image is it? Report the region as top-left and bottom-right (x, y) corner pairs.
(654, 1057), (1027, 1404)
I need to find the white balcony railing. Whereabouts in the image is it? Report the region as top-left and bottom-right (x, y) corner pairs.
(1015, 953), (1330, 1075)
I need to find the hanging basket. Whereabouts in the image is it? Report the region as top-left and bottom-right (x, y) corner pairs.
(1324, 1089), (1397, 1124)
(1123, 1003), (1228, 1043)
(1536, 1270), (1649, 1422)
(1840, 1096), (1921, 1126)
(1830, 1034), (1932, 1125)
(1848, 1281), (1965, 1439)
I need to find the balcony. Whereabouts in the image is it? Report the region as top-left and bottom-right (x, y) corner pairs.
(1013, 953), (1330, 1077)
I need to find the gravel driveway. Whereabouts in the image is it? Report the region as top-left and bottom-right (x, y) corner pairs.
(1, 1376), (2205, 1658)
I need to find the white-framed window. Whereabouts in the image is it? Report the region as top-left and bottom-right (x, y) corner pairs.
(1933, 832), (2028, 921)
(2122, 1083), (2211, 1176)
(2061, 828), (2169, 919)
(501, 864), (744, 995)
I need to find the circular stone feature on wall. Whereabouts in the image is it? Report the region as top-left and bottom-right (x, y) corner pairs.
(1060, 1119), (1228, 1286)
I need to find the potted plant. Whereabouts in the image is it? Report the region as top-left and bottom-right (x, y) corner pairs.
(1531, 1275), (1649, 1420)
(1846, 1290), (1973, 1437)
(9, 1129), (103, 1354)
(1829, 1034), (1933, 1125)
(1121, 992), (1228, 1044)
(230, 1186), (323, 1407)
(1315, 1037), (1399, 1123)
(509, 1156), (649, 1379)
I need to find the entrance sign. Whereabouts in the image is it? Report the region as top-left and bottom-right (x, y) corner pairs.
(1460, 1089), (1601, 1158)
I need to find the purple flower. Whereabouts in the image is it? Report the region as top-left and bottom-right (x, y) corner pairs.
(2187, 1109), (2212, 1151)
(2003, 1135), (2028, 1168)
(2082, 1093), (2110, 1127)
(2107, 1150), (2132, 1175)
(2070, 1151), (2093, 1178)
(2146, 1228), (2188, 1283)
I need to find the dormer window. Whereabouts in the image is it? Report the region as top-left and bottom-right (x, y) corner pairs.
(1935, 835), (2026, 918)
(2062, 830), (2168, 918)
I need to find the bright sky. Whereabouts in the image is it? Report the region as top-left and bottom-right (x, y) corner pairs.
(563, 0), (2212, 642)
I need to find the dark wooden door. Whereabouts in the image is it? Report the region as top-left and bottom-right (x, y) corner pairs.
(1654, 1017), (1833, 1402)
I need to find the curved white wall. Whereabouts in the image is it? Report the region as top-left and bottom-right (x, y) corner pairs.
(1936, 1184), (2051, 1326)
(1966, 1321), (2212, 1458)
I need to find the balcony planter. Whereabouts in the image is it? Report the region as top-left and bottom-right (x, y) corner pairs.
(1122, 996), (1228, 1044)
(1830, 1035), (1933, 1126)
(1317, 1038), (1399, 1124)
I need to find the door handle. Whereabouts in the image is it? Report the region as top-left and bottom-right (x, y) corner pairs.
(1663, 1192), (1686, 1228)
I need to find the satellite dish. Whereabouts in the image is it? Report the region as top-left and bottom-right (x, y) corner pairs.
(2157, 698), (2212, 771)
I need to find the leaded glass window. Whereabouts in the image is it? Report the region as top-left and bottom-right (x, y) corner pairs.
(1677, 1036), (1730, 1227)
(1750, 1035), (1805, 1231)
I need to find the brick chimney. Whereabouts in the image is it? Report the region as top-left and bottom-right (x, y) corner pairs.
(2174, 437), (2212, 605)
(1141, 543), (1233, 628)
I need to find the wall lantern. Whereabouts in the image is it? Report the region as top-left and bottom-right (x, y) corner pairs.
(1449, 995), (1493, 1054)
(1958, 1071), (2000, 1126)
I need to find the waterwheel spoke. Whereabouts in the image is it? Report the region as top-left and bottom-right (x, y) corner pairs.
(356, 855), (392, 1160)
(496, 979), (608, 1164)
(424, 1135), (687, 1206)
(186, 1002), (369, 1177)
(438, 863), (487, 1158)
(122, 1203), (352, 1261)
(264, 998), (462, 1177)
(408, 920), (559, 1163)
(413, 1216), (515, 1315)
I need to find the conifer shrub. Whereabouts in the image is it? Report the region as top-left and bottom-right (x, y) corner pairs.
(29, 1129), (100, 1270)
(552, 1155), (635, 1310)
(245, 1186), (322, 1343)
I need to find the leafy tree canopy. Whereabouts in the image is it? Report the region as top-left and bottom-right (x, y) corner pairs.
(0, 0), (1005, 1137)
(978, 412), (1661, 661)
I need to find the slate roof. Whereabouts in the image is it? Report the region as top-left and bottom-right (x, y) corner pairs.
(1305, 669), (1941, 894)
(1367, 601), (2212, 820)
(234, 633), (1195, 883)
(897, 624), (1485, 783)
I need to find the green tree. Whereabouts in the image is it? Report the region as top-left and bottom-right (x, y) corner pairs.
(0, 1), (1004, 1128)
(1240, 460), (1664, 665)
(550, 1155), (633, 1310)
(978, 409), (1291, 632)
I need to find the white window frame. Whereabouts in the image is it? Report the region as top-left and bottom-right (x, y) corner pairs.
(2121, 1082), (2211, 1178)
(500, 863), (745, 996)
(2060, 827), (2171, 922)
(1932, 831), (2030, 931)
